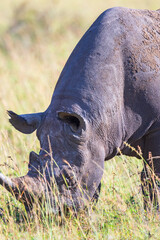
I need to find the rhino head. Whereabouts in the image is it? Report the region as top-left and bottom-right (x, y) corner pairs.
(0, 105), (105, 213)
(0, 8), (124, 213)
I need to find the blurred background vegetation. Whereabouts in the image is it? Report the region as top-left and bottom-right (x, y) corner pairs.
(0, 0), (160, 239)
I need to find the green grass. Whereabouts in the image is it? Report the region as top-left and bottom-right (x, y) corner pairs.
(1, 0), (160, 239)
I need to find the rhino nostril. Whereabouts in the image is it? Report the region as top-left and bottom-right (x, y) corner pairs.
(65, 174), (77, 188)
(57, 168), (78, 189)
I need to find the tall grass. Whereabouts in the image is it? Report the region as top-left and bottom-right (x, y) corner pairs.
(0, 0), (160, 239)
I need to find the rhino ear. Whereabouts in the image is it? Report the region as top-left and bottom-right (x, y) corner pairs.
(58, 112), (86, 133)
(7, 110), (44, 134)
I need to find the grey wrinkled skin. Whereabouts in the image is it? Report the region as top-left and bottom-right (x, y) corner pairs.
(2, 7), (160, 212)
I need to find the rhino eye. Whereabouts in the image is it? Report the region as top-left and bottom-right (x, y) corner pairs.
(58, 112), (80, 132)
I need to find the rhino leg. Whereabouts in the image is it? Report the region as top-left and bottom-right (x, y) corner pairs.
(141, 129), (160, 210)
(141, 161), (159, 211)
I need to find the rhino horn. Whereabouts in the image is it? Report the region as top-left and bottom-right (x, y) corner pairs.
(7, 111), (44, 134)
(0, 151), (44, 210)
(0, 173), (44, 210)
(0, 173), (16, 193)
(0, 173), (25, 201)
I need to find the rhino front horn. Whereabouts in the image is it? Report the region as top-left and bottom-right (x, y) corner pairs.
(0, 173), (28, 200)
(0, 173), (43, 210)
(0, 173), (16, 192)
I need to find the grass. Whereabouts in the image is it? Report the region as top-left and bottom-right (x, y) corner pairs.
(1, 0), (160, 239)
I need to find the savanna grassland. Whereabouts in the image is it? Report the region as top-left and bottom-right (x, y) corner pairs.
(0, 0), (160, 239)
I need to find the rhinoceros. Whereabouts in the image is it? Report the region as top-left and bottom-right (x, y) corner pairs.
(1, 6), (160, 212)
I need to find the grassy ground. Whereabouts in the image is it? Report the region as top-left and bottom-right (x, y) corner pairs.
(0, 0), (160, 239)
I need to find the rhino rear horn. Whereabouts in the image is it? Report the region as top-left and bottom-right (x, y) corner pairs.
(7, 111), (44, 134)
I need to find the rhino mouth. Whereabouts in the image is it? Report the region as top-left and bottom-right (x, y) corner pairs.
(0, 165), (88, 214)
(0, 110), (99, 214)
(0, 149), (101, 215)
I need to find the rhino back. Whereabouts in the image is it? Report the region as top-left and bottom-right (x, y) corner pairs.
(50, 7), (160, 146)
